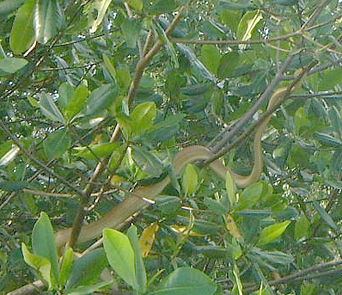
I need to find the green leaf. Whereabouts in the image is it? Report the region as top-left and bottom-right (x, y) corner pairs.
(103, 54), (116, 81)
(257, 221), (291, 246)
(0, 180), (30, 192)
(121, 18), (142, 48)
(89, 0), (112, 33)
(0, 146), (20, 167)
(65, 84), (89, 120)
(177, 44), (217, 82)
(329, 106), (342, 138)
(10, 0), (35, 54)
(317, 68), (342, 91)
(294, 107), (310, 133)
(0, 58), (28, 73)
(217, 52), (240, 79)
(84, 84), (118, 116)
(237, 182), (263, 210)
(204, 198), (227, 215)
(66, 281), (113, 295)
(34, 0), (58, 44)
(312, 201), (339, 232)
(133, 146), (164, 177)
(38, 92), (65, 123)
(182, 164), (198, 195)
(66, 249), (108, 291)
(251, 248), (294, 265)
(314, 132), (342, 147)
(58, 82), (74, 110)
(43, 128), (71, 160)
(147, 0), (177, 14)
(200, 45), (221, 75)
(59, 247), (74, 287)
(103, 228), (137, 289)
(131, 102), (157, 135)
(0, 0), (25, 15)
(22, 243), (53, 288)
(127, 0), (143, 11)
(126, 225), (147, 293)
(218, 1), (254, 10)
(237, 10), (263, 49)
(295, 214), (310, 240)
(74, 142), (119, 160)
(32, 212), (59, 285)
(225, 170), (237, 206)
(151, 267), (217, 295)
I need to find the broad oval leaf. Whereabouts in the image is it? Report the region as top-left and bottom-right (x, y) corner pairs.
(43, 128), (71, 160)
(151, 267), (217, 295)
(131, 101), (157, 136)
(295, 214), (310, 240)
(22, 243), (53, 288)
(200, 45), (221, 75)
(182, 163), (198, 195)
(237, 182), (264, 210)
(34, 0), (58, 44)
(127, 225), (147, 293)
(225, 170), (237, 206)
(0, 0), (25, 16)
(103, 228), (137, 289)
(10, 0), (35, 54)
(74, 142), (119, 160)
(237, 10), (263, 49)
(0, 58), (28, 74)
(38, 92), (65, 123)
(65, 84), (89, 120)
(138, 222), (159, 258)
(66, 248), (107, 291)
(32, 212), (59, 284)
(84, 84), (118, 116)
(257, 220), (291, 246)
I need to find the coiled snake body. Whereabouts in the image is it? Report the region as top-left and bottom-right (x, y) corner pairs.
(56, 82), (303, 248)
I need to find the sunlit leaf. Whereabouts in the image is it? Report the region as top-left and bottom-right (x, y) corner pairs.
(257, 221), (291, 246)
(103, 229), (137, 289)
(10, 0), (35, 54)
(182, 163), (198, 195)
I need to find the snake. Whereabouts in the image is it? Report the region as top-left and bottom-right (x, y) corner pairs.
(55, 78), (304, 248)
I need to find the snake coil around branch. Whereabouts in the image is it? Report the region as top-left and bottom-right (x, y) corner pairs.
(55, 74), (305, 248)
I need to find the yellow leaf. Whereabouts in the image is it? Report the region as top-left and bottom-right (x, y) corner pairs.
(139, 223), (159, 258)
(225, 215), (242, 240)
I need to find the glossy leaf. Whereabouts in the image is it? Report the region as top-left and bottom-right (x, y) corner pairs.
(103, 228), (137, 289)
(34, 0), (58, 44)
(0, 58), (28, 73)
(89, 0), (112, 33)
(314, 132), (342, 147)
(237, 10), (263, 49)
(182, 163), (198, 195)
(0, 0), (25, 15)
(257, 221), (291, 246)
(121, 18), (142, 48)
(38, 92), (65, 123)
(127, 225), (147, 293)
(58, 82), (74, 110)
(151, 267), (217, 295)
(74, 142), (119, 160)
(32, 212), (59, 284)
(133, 146), (164, 177)
(200, 45), (221, 75)
(312, 201), (339, 232)
(59, 247), (74, 287)
(22, 243), (53, 288)
(84, 84), (118, 116)
(131, 102), (157, 135)
(43, 128), (71, 160)
(65, 83), (89, 119)
(295, 214), (310, 240)
(66, 248), (108, 291)
(10, 0), (35, 54)
(138, 222), (159, 258)
(237, 182), (263, 210)
(225, 170), (237, 206)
